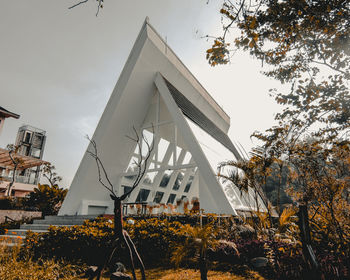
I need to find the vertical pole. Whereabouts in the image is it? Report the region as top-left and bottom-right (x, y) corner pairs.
(297, 203), (321, 279)
(174, 125), (177, 166)
(155, 89), (160, 168)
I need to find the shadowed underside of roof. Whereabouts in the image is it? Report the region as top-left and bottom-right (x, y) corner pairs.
(164, 78), (242, 161)
(0, 148), (48, 170)
(0, 106), (20, 119)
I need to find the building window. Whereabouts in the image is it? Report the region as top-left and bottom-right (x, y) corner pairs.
(24, 132), (32, 143)
(160, 170), (173, 188)
(153, 191), (164, 203)
(135, 188), (150, 202)
(184, 175), (194, 193)
(31, 148), (41, 158)
(33, 134), (44, 147)
(172, 171), (184, 190)
(122, 185), (132, 198)
(167, 193), (176, 204)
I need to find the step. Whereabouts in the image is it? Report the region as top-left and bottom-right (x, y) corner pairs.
(0, 242), (21, 247)
(6, 229), (48, 236)
(21, 224), (72, 230)
(0, 234), (24, 242)
(33, 219), (85, 225)
(21, 224), (78, 230)
(44, 215), (97, 221)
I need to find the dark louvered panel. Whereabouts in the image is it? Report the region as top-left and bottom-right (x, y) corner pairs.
(164, 79), (242, 160)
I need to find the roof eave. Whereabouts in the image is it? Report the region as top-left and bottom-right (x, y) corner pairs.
(0, 109), (20, 119)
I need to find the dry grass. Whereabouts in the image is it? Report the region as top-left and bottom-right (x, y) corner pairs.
(0, 243), (264, 280)
(0, 244), (83, 280)
(139, 268), (265, 280)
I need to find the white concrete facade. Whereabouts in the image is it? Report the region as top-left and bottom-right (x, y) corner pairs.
(59, 19), (266, 216)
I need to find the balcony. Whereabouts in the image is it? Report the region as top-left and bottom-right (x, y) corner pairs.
(0, 175), (37, 185)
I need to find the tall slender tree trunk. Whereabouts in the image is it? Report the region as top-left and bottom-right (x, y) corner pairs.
(5, 164), (17, 196)
(199, 250), (207, 280)
(297, 203), (322, 280)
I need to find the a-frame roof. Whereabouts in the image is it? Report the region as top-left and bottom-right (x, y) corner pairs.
(59, 18), (242, 216)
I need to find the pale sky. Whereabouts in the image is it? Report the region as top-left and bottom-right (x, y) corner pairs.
(0, 0), (282, 188)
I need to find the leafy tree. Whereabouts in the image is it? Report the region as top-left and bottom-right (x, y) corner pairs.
(208, 0), (349, 141)
(218, 149), (275, 218)
(286, 140), (350, 248)
(41, 163), (62, 188)
(171, 223), (218, 280)
(209, 2), (350, 277)
(25, 164), (66, 215)
(25, 184), (67, 216)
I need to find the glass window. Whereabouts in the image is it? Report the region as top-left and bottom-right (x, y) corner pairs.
(123, 185), (132, 195)
(136, 189), (150, 202)
(31, 148), (41, 158)
(167, 193), (176, 204)
(172, 171), (184, 190)
(184, 175), (194, 193)
(160, 170), (173, 188)
(153, 191), (164, 203)
(24, 132), (32, 143)
(33, 134), (44, 147)
(143, 171), (157, 185)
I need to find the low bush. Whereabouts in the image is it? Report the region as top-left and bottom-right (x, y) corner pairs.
(22, 216), (348, 279)
(23, 217), (187, 267)
(0, 197), (28, 210)
(0, 184), (67, 215)
(0, 244), (84, 280)
(24, 184), (67, 216)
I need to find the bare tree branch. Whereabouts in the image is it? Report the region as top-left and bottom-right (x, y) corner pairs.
(68, 0), (103, 17)
(121, 125), (154, 200)
(68, 0), (88, 9)
(86, 136), (115, 196)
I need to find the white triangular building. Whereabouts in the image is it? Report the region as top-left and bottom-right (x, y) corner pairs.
(59, 19), (267, 216)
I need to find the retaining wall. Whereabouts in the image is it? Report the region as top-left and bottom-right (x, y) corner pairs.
(0, 210), (42, 223)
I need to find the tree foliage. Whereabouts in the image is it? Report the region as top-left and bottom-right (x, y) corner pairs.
(208, 0), (350, 141)
(41, 163), (62, 188)
(209, 2), (350, 276)
(25, 184), (68, 216)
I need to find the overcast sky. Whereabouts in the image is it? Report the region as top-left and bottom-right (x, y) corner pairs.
(0, 0), (282, 188)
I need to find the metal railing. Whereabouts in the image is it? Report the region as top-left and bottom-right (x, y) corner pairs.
(0, 175), (37, 185)
(4, 216), (16, 223)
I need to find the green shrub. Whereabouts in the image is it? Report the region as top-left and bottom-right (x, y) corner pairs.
(24, 184), (67, 216)
(0, 197), (27, 210)
(23, 217), (187, 267)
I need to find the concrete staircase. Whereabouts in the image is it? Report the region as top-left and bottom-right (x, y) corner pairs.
(0, 215), (97, 246)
